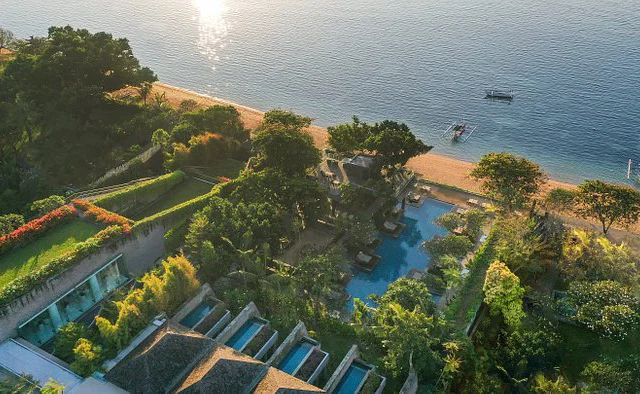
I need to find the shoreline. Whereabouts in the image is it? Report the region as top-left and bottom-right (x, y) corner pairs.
(152, 82), (577, 194)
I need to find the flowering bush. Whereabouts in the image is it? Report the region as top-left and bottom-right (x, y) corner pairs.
(217, 176), (232, 183)
(0, 205), (76, 255)
(0, 225), (128, 306)
(73, 200), (132, 233)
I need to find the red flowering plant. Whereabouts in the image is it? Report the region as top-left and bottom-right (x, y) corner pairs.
(72, 199), (133, 233)
(0, 205), (76, 255)
(217, 176), (232, 183)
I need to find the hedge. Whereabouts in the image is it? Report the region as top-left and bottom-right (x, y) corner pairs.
(445, 229), (497, 330)
(0, 205), (76, 256)
(94, 170), (186, 212)
(0, 225), (128, 306)
(72, 200), (133, 232)
(132, 189), (218, 233)
(164, 219), (189, 252)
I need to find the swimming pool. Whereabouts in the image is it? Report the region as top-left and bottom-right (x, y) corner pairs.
(345, 198), (453, 309)
(278, 339), (315, 375)
(334, 362), (370, 394)
(226, 319), (265, 351)
(179, 300), (215, 328)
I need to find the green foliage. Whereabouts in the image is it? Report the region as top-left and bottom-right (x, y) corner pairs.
(40, 379), (66, 394)
(165, 132), (238, 170)
(335, 215), (376, 248)
(470, 152), (547, 210)
(252, 121), (321, 177)
(545, 188), (576, 211)
(30, 195), (65, 216)
(483, 261), (525, 329)
(0, 213), (24, 236)
(182, 105), (248, 141)
(566, 280), (639, 340)
(151, 128), (171, 148)
(327, 117), (432, 169)
(293, 246), (349, 303)
(531, 374), (576, 394)
(493, 216), (546, 279)
(373, 278), (436, 315)
(261, 109), (312, 129)
(339, 183), (376, 211)
(561, 229), (638, 285)
(95, 170), (185, 212)
(164, 219), (189, 251)
(574, 179), (640, 234)
(495, 326), (561, 381)
(435, 212), (465, 233)
(70, 338), (103, 377)
(0, 373), (38, 394)
(132, 189), (215, 232)
(54, 322), (91, 363)
(436, 209), (485, 241)
(423, 233), (474, 258)
(580, 355), (640, 393)
(436, 255), (463, 290)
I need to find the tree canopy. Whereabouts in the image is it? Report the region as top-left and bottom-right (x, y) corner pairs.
(574, 180), (640, 234)
(483, 261), (525, 329)
(470, 153), (547, 210)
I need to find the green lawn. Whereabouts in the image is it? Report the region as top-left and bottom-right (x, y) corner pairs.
(202, 159), (246, 179)
(0, 220), (101, 289)
(130, 178), (213, 220)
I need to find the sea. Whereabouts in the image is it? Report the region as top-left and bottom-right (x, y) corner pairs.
(3, 0), (640, 184)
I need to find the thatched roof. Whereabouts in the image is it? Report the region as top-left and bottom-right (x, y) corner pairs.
(105, 322), (215, 393)
(254, 367), (324, 393)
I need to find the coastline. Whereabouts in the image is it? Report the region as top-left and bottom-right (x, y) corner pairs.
(153, 82), (577, 194)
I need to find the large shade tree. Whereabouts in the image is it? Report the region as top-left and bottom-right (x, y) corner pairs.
(574, 180), (640, 234)
(470, 153), (547, 210)
(483, 261), (526, 329)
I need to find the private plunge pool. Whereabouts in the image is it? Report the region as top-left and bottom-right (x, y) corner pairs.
(345, 197), (453, 309)
(278, 339), (315, 375)
(226, 319), (265, 351)
(335, 362), (371, 394)
(179, 299), (216, 329)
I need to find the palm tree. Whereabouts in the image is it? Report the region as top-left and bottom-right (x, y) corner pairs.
(139, 81), (152, 106)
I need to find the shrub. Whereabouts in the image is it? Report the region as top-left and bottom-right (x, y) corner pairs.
(0, 205), (76, 255)
(132, 189), (216, 232)
(164, 220), (189, 251)
(545, 188), (576, 211)
(73, 200), (132, 232)
(423, 234), (474, 258)
(0, 214), (25, 237)
(70, 338), (104, 377)
(94, 171), (186, 212)
(30, 195), (66, 216)
(54, 323), (91, 363)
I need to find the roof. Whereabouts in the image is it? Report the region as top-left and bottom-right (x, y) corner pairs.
(253, 368), (323, 394)
(105, 321), (215, 393)
(175, 345), (266, 393)
(0, 339), (82, 390)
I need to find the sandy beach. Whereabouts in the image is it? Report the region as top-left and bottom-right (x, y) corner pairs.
(153, 82), (576, 194)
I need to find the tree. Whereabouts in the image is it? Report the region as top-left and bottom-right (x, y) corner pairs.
(0, 213), (24, 236)
(423, 234), (474, 258)
(30, 195), (65, 216)
(0, 374), (38, 394)
(581, 356), (640, 394)
(436, 255), (463, 289)
(483, 261), (525, 329)
(252, 123), (321, 177)
(574, 180), (640, 234)
(261, 109), (312, 129)
(470, 153), (547, 210)
(151, 128), (171, 149)
(545, 188), (576, 211)
(139, 81), (153, 106)
(292, 246), (349, 304)
(561, 229), (638, 285)
(41, 379), (65, 394)
(495, 326), (560, 382)
(54, 322), (90, 363)
(434, 212), (465, 233)
(493, 216), (546, 278)
(364, 120), (432, 170)
(0, 28), (15, 52)
(566, 280), (639, 340)
(327, 116), (370, 154)
(70, 338), (103, 377)
(374, 278), (436, 314)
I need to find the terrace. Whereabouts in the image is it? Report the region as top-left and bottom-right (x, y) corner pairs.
(215, 302), (279, 360)
(324, 345), (386, 394)
(171, 284), (232, 337)
(0, 219), (101, 289)
(128, 177), (213, 220)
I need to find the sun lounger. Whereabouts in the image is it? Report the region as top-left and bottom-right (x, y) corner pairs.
(480, 202), (491, 210)
(420, 185), (432, 193)
(383, 221), (398, 232)
(407, 193), (420, 203)
(467, 198), (479, 206)
(453, 226), (466, 235)
(356, 251), (373, 264)
(455, 208), (468, 215)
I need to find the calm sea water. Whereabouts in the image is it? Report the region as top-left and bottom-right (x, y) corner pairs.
(4, 0), (640, 184)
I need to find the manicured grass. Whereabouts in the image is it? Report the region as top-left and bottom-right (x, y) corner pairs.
(131, 178), (213, 220)
(202, 159), (246, 179)
(0, 220), (101, 289)
(557, 322), (640, 381)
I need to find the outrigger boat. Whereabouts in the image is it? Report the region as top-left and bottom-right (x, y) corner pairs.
(627, 159), (640, 183)
(442, 119), (477, 142)
(485, 89), (514, 101)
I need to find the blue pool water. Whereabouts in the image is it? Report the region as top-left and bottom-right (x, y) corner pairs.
(346, 198), (453, 309)
(335, 363), (370, 394)
(278, 340), (314, 375)
(179, 301), (214, 328)
(226, 320), (264, 351)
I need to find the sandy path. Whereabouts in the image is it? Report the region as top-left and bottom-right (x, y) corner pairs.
(153, 82), (575, 194)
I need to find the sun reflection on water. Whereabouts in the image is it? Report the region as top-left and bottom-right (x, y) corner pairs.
(193, 0), (228, 67)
